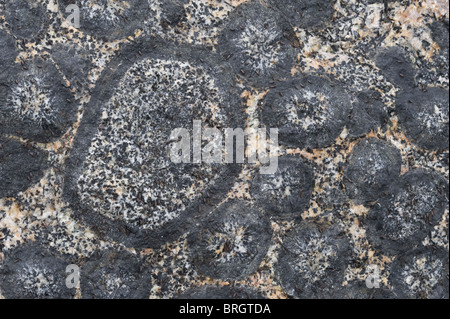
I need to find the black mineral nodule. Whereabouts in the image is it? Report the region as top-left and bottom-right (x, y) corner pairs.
(249, 155), (314, 220)
(188, 200), (272, 281)
(261, 74), (352, 149)
(0, 243), (76, 299)
(389, 248), (449, 299)
(0, 57), (76, 143)
(365, 169), (448, 255)
(277, 221), (352, 299)
(344, 138), (402, 205)
(375, 46), (416, 90)
(217, 2), (298, 88)
(396, 86), (449, 151)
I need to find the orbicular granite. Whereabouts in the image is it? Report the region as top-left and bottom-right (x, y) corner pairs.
(0, 0), (448, 299)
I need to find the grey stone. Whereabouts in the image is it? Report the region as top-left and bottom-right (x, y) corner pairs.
(81, 249), (152, 299)
(0, 137), (48, 199)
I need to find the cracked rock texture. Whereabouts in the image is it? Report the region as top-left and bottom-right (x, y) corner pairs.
(0, 0), (449, 299)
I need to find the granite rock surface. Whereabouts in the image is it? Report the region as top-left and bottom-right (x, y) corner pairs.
(0, 0), (448, 299)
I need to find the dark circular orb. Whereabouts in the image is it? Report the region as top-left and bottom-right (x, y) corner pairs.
(63, 40), (244, 248)
(396, 86), (449, 151)
(261, 74), (353, 149)
(249, 155), (314, 220)
(390, 248), (449, 299)
(365, 169), (448, 255)
(0, 243), (76, 299)
(188, 200), (272, 281)
(217, 2), (298, 88)
(346, 90), (389, 138)
(0, 57), (76, 143)
(344, 138), (402, 205)
(277, 221), (352, 299)
(374, 46), (416, 90)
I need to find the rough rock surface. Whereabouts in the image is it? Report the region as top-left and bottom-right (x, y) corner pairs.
(0, 0), (448, 299)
